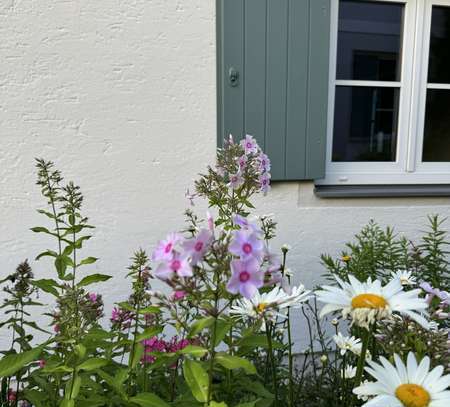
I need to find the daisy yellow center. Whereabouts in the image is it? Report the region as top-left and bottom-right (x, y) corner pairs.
(395, 384), (430, 407)
(257, 303), (268, 313)
(351, 294), (387, 309)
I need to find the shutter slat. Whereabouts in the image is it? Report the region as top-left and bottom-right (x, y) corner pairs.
(244, 0), (267, 151)
(306, 0), (330, 179)
(286, 0), (310, 180)
(221, 0), (245, 142)
(265, 0), (289, 180)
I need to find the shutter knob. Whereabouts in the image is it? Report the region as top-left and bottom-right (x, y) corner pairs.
(228, 67), (239, 87)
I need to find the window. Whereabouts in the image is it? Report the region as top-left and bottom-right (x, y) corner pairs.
(320, 0), (450, 185)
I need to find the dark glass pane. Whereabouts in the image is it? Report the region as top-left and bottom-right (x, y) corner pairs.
(332, 86), (399, 162)
(337, 0), (404, 81)
(428, 6), (450, 83)
(422, 90), (450, 162)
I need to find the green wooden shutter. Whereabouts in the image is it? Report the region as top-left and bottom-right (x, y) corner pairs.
(217, 0), (331, 180)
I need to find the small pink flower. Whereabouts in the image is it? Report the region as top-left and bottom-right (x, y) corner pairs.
(38, 359), (46, 368)
(240, 134), (258, 155)
(53, 324), (60, 333)
(155, 252), (193, 280)
(232, 214), (262, 235)
(152, 233), (183, 262)
(237, 154), (248, 170)
(171, 290), (187, 301)
(258, 173), (271, 195)
(258, 153), (271, 173)
(206, 211), (215, 233)
(88, 293), (98, 303)
(229, 230), (264, 261)
(183, 229), (213, 265)
(227, 258), (264, 299)
(7, 389), (16, 402)
(228, 171), (244, 189)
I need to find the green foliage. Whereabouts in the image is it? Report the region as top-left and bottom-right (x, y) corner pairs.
(321, 216), (450, 290)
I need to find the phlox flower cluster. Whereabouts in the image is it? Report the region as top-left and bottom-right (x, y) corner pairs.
(141, 336), (192, 364)
(226, 134), (271, 195)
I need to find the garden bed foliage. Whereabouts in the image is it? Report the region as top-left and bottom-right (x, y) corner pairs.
(1, 136), (450, 407)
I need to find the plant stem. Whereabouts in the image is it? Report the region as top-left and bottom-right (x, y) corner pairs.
(265, 320), (279, 407)
(207, 303), (219, 405)
(354, 327), (371, 387)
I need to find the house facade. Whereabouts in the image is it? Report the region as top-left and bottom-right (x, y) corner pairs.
(1, 0), (450, 349)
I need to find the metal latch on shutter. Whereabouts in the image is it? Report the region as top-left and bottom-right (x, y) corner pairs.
(228, 67), (239, 87)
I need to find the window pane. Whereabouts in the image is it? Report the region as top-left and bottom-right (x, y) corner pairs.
(428, 6), (450, 84)
(332, 86), (399, 162)
(422, 90), (450, 162)
(336, 0), (404, 81)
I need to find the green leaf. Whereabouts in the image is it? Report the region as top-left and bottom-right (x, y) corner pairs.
(130, 343), (145, 369)
(77, 274), (111, 287)
(179, 345), (208, 358)
(130, 392), (170, 407)
(210, 402), (228, 407)
(32, 279), (60, 297)
(215, 353), (256, 374)
(74, 235), (92, 249)
(60, 400), (74, 407)
(189, 316), (214, 337)
(136, 327), (162, 342)
(238, 335), (283, 350)
(0, 347), (42, 377)
(77, 358), (108, 371)
(30, 226), (51, 234)
(183, 359), (209, 403)
(139, 306), (161, 314)
(78, 257), (98, 266)
(55, 256), (68, 279)
(35, 250), (58, 261)
(235, 401), (260, 407)
(214, 319), (232, 347)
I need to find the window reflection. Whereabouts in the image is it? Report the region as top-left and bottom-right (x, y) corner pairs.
(332, 87), (399, 162)
(428, 6), (450, 84)
(337, 0), (404, 81)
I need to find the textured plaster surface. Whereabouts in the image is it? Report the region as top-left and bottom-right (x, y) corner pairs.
(1, 1), (450, 350)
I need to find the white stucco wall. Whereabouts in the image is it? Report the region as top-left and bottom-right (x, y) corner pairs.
(1, 0), (450, 350)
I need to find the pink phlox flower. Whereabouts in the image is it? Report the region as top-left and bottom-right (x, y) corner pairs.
(227, 258), (264, 299)
(166, 336), (191, 353)
(258, 172), (271, 195)
(240, 134), (259, 155)
(206, 211), (215, 234)
(183, 228), (213, 265)
(152, 232), (183, 262)
(154, 252), (193, 280)
(38, 359), (46, 368)
(171, 290), (187, 301)
(237, 154), (248, 170)
(88, 292), (98, 303)
(228, 170), (244, 190)
(229, 229), (264, 261)
(232, 214), (262, 235)
(7, 389), (16, 402)
(258, 153), (271, 173)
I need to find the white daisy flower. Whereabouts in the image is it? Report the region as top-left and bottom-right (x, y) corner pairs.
(229, 285), (311, 321)
(333, 332), (362, 356)
(353, 352), (450, 407)
(342, 365), (357, 380)
(391, 270), (416, 286)
(316, 275), (429, 329)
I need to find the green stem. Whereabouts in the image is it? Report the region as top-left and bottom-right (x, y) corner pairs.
(265, 320), (279, 407)
(207, 299), (219, 405)
(354, 327), (371, 387)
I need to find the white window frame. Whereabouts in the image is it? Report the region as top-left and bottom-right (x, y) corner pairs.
(318, 0), (450, 186)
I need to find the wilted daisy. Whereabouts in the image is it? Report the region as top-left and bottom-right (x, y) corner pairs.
(333, 332), (362, 356)
(391, 270), (416, 286)
(229, 285), (311, 321)
(316, 275), (429, 329)
(353, 352), (450, 407)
